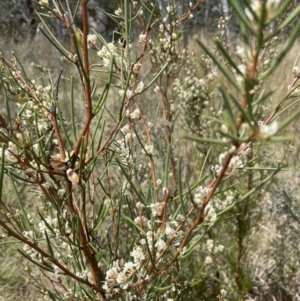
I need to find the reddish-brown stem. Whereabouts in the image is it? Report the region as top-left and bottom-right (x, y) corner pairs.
(71, 0), (94, 166)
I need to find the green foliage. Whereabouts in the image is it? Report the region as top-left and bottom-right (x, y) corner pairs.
(1, 0), (300, 300)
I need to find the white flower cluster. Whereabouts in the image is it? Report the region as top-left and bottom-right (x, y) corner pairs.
(164, 220), (179, 239)
(141, 231), (167, 252)
(39, 0), (49, 7)
(217, 16), (230, 46)
(103, 221), (178, 296)
(204, 203), (217, 223)
(87, 34), (97, 48)
(144, 144), (153, 155)
(206, 239), (225, 254)
(245, 0), (280, 25)
(258, 121), (278, 139)
(194, 186), (212, 206)
(103, 259), (139, 295)
(75, 269), (93, 282)
(23, 244), (42, 261)
(22, 213), (74, 266)
(0, 142), (18, 163)
(38, 215), (59, 237)
(228, 155), (244, 170)
(218, 145), (251, 175)
(134, 215), (149, 227)
(173, 51), (215, 134)
(150, 202), (164, 216)
(147, 7), (184, 79)
(97, 42), (130, 71)
(205, 240), (225, 266)
(126, 108), (141, 120)
(114, 125), (137, 171)
(0, 69), (55, 175)
(213, 194), (234, 211)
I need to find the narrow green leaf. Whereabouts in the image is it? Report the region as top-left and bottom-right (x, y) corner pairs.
(184, 135), (229, 145)
(260, 18), (300, 81)
(274, 0), (299, 32)
(228, 93), (253, 126)
(0, 144), (5, 204)
(227, 0), (256, 35)
(36, 12), (72, 60)
(215, 40), (244, 76)
(12, 53), (28, 82)
(9, 172), (31, 230)
(44, 231), (55, 259)
(93, 83), (109, 115)
(69, 77), (78, 141)
(194, 38), (242, 92)
(38, 213), (56, 236)
(276, 106), (300, 133)
(177, 156), (187, 217)
(219, 88), (237, 135)
(164, 144), (172, 187)
(117, 159), (146, 204)
(18, 249), (53, 272)
(217, 130), (248, 143)
(272, 97), (300, 120)
(123, 216), (146, 235)
(143, 61), (170, 92)
(252, 88), (276, 115)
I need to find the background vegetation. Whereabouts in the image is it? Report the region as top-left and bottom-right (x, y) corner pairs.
(1, 1), (300, 300)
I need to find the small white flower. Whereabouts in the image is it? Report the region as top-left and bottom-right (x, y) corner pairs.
(220, 289), (227, 297)
(135, 81), (144, 94)
(58, 189), (65, 198)
(166, 5), (174, 13)
(150, 202), (164, 216)
(134, 216), (148, 226)
(119, 89), (130, 98)
(129, 108), (141, 120)
(139, 33), (147, 43)
(238, 64), (246, 75)
(216, 245), (225, 253)
(144, 144), (153, 155)
(181, 246), (187, 255)
(121, 124), (130, 134)
(8, 141), (18, 155)
(39, 0), (49, 7)
(292, 66), (300, 78)
(115, 8), (122, 16)
(130, 246), (145, 264)
(155, 238), (166, 251)
(246, 0), (279, 24)
(87, 34), (97, 48)
(229, 156), (243, 170)
(22, 231), (34, 240)
(136, 202), (144, 210)
(205, 256), (213, 265)
(258, 121), (278, 139)
(206, 239), (214, 252)
(236, 46), (245, 58)
(165, 223), (176, 238)
(156, 179), (162, 186)
(204, 204), (217, 223)
(132, 62), (142, 74)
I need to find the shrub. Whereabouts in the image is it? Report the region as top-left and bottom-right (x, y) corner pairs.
(1, 0), (300, 300)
